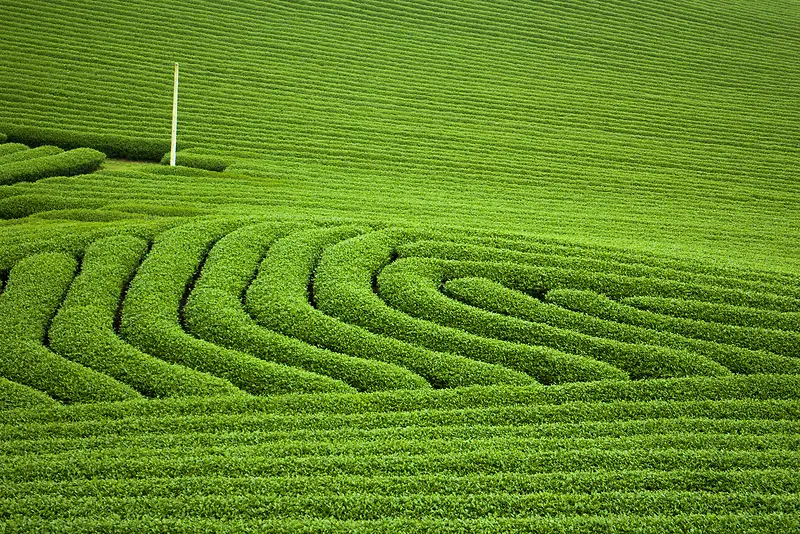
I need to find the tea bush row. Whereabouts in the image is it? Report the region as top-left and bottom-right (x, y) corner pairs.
(185, 222), (429, 392)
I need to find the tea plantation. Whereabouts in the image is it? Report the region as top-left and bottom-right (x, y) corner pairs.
(1, 0), (799, 531)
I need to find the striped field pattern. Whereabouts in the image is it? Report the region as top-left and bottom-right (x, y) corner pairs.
(1, 0), (799, 531)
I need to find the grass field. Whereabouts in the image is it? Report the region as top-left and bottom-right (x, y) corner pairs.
(1, 0), (799, 531)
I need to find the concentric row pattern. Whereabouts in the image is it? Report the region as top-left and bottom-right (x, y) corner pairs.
(2, 215), (799, 529)
(2, 216), (798, 403)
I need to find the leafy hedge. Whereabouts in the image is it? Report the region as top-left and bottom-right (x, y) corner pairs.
(379, 261), (729, 380)
(0, 253), (141, 403)
(1, 125), (170, 161)
(0, 148), (106, 186)
(549, 289), (800, 357)
(315, 230), (629, 384)
(624, 296), (800, 332)
(400, 240), (800, 312)
(0, 132), (6, 143)
(0, 145), (63, 166)
(246, 226), (536, 388)
(120, 219), (355, 395)
(4, 373), (799, 427)
(49, 235), (243, 398)
(443, 277), (800, 376)
(185, 223), (430, 392)
(0, 194), (107, 219)
(0, 376), (58, 410)
(4, 515), (799, 533)
(0, 143), (28, 157)
(160, 150), (229, 172)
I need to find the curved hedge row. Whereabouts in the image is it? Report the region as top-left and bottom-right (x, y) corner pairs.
(378, 258), (727, 380)
(120, 219), (355, 395)
(0, 145), (62, 166)
(2, 218), (797, 401)
(399, 240), (800, 311)
(443, 277), (800, 376)
(0, 143), (27, 158)
(547, 289), (800, 358)
(185, 223), (430, 392)
(0, 376), (58, 411)
(49, 235), (242, 398)
(1, 125), (170, 161)
(623, 296), (800, 333)
(0, 253), (140, 403)
(0, 147), (106, 186)
(315, 231), (628, 384)
(246, 226), (536, 389)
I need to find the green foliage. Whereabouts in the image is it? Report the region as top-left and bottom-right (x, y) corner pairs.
(443, 277), (800, 376)
(316, 230), (628, 384)
(0, 194), (106, 219)
(160, 150), (229, 171)
(378, 258), (727, 380)
(246, 226), (536, 388)
(120, 219), (356, 395)
(548, 289), (800, 357)
(624, 295), (800, 334)
(0, 253), (141, 403)
(185, 223), (431, 392)
(0, 132), (6, 143)
(0, 376), (58, 410)
(0, 143), (28, 157)
(49, 235), (243, 398)
(0, 0), (799, 526)
(1, 125), (169, 161)
(0, 148), (106, 186)
(0, 145), (63, 166)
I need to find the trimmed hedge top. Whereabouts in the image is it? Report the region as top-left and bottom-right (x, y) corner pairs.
(0, 147), (106, 186)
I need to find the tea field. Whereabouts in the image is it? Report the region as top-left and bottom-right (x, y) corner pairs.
(1, 0), (799, 531)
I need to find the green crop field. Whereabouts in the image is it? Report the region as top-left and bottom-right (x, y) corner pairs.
(1, 0), (799, 531)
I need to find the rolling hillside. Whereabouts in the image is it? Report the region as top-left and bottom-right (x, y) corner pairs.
(0, 0), (799, 531)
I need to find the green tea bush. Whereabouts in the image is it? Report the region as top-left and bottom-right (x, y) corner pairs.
(378, 259), (727, 380)
(49, 235), (243, 398)
(120, 220), (355, 395)
(0, 0), (798, 525)
(0, 253), (141, 403)
(0, 376), (58, 410)
(315, 230), (629, 384)
(400, 240), (800, 312)
(444, 277), (800, 375)
(185, 223), (430, 392)
(2, 125), (170, 161)
(623, 296), (800, 332)
(0, 143), (28, 157)
(160, 150), (229, 172)
(4, 515), (800, 533)
(0, 194), (106, 219)
(0, 132), (6, 143)
(0, 145), (62, 166)
(549, 289), (800, 357)
(246, 226), (537, 388)
(0, 148), (106, 185)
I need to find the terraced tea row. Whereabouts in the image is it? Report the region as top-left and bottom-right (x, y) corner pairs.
(1, 0), (799, 272)
(0, 141), (106, 185)
(1, 162), (798, 275)
(1, 217), (797, 404)
(2, 374), (800, 531)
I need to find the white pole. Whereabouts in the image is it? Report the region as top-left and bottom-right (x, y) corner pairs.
(170, 63), (179, 166)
